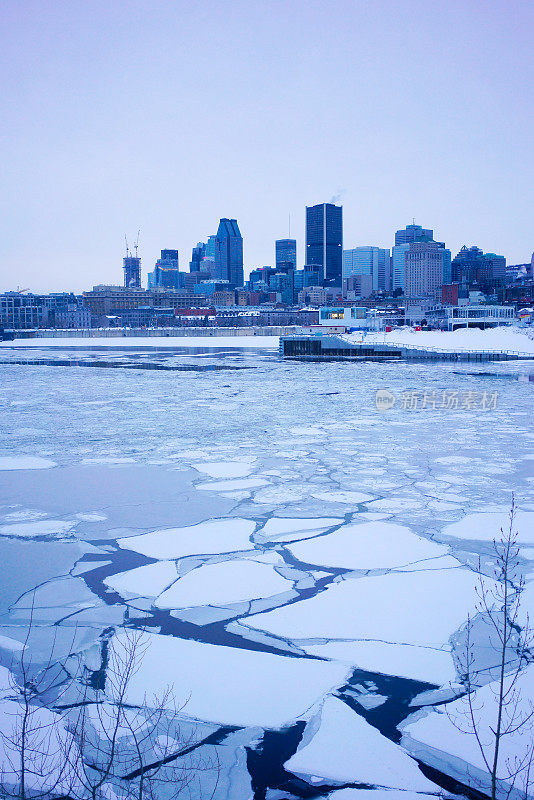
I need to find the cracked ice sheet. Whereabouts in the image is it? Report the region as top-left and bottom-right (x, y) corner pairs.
(255, 516), (343, 543)
(285, 696), (436, 791)
(118, 518), (256, 559)
(237, 568), (491, 649)
(287, 522), (450, 570)
(112, 631), (350, 728)
(104, 560), (178, 599)
(442, 510), (534, 543)
(402, 664), (534, 800)
(156, 559), (293, 609)
(302, 641), (456, 685)
(197, 477), (269, 492)
(0, 519), (77, 538)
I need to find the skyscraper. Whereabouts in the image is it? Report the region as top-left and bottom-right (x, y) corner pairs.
(451, 246), (506, 291)
(147, 249), (180, 291)
(405, 241), (451, 298)
(305, 203), (343, 284)
(275, 239), (297, 271)
(190, 242), (205, 272)
(214, 219), (244, 288)
(395, 224), (434, 246)
(342, 246), (391, 291)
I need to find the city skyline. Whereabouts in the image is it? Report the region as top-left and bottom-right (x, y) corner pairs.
(1, 0), (533, 293)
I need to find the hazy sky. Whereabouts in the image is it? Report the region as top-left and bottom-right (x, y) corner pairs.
(1, 0), (533, 292)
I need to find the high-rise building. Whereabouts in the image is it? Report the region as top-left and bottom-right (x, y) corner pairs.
(123, 256), (141, 288)
(305, 203), (342, 284)
(395, 224), (434, 246)
(214, 219), (244, 288)
(451, 246), (506, 291)
(342, 247), (391, 291)
(190, 242), (205, 272)
(405, 241), (451, 298)
(391, 244), (410, 291)
(147, 250), (180, 291)
(275, 239), (297, 271)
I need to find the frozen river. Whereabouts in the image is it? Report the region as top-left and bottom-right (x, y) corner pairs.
(0, 343), (533, 799)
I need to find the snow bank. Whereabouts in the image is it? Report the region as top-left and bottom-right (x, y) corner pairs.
(285, 696), (436, 791)
(355, 326), (534, 354)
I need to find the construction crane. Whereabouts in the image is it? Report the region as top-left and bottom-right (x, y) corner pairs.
(124, 234), (130, 258)
(134, 229), (141, 258)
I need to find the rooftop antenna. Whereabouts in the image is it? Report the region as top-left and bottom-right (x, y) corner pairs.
(412, 217), (416, 225)
(134, 229), (141, 258)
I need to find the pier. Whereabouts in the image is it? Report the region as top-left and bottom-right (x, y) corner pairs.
(280, 334), (534, 362)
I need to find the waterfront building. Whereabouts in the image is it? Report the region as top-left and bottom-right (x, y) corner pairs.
(214, 219), (244, 287)
(305, 203), (343, 284)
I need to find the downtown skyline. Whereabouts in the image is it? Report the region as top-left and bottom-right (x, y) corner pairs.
(1, 0), (533, 293)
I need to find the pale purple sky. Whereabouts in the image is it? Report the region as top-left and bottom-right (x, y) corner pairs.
(1, 0), (533, 292)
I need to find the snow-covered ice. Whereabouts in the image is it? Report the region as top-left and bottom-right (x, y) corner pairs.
(287, 521), (450, 570)
(112, 631), (350, 728)
(155, 559), (293, 609)
(285, 696), (435, 790)
(402, 664), (534, 799)
(118, 518), (256, 559)
(104, 560), (178, 598)
(442, 510), (534, 543)
(238, 568), (490, 648)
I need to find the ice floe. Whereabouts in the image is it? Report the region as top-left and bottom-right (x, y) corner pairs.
(118, 518), (256, 559)
(402, 664), (534, 799)
(104, 560), (178, 599)
(0, 519), (76, 538)
(238, 568), (489, 649)
(197, 478), (269, 492)
(287, 522), (449, 570)
(285, 696), (436, 790)
(195, 461), (254, 479)
(443, 510), (534, 543)
(155, 559), (293, 609)
(302, 641), (456, 685)
(112, 631), (350, 728)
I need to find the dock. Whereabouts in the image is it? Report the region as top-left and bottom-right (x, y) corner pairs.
(280, 334), (534, 362)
